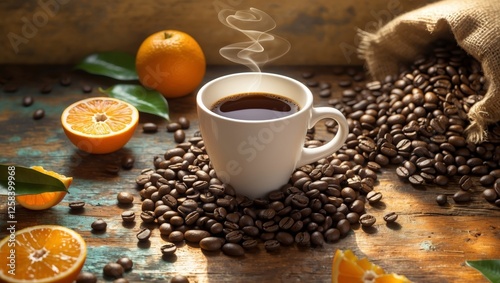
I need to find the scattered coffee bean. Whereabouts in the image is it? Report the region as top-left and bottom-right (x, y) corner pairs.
(75, 271), (97, 283)
(167, 122), (182, 132)
(113, 278), (129, 283)
(366, 191), (382, 204)
(143, 122), (158, 133)
(121, 155), (135, 169)
(22, 96), (34, 107)
(82, 84), (93, 93)
(69, 201), (86, 210)
(39, 83), (52, 94)
(359, 214), (376, 227)
(178, 116), (190, 129)
(436, 194), (448, 206)
(453, 191), (472, 203)
(59, 74), (71, 86)
(117, 192), (134, 204)
(116, 257), (133, 271)
(161, 242), (178, 256)
(136, 228), (152, 241)
(121, 210), (135, 222)
(170, 275), (190, 283)
(383, 212), (398, 223)
(3, 83), (18, 92)
(105, 164), (120, 175)
(103, 262), (124, 279)
(33, 109), (45, 120)
(174, 129), (186, 143)
(91, 219), (107, 231)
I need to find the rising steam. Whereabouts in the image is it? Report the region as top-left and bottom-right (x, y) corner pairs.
(218, 7), (291, 72)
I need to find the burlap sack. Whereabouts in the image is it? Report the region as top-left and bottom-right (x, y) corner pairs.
(358, 0), (500, 143)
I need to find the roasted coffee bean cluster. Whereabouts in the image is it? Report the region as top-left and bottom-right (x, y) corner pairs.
(324, 41), (500, 206)
(135, 133), (376, 255)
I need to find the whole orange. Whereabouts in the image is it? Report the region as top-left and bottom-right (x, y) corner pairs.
(136, 30), (206, 98)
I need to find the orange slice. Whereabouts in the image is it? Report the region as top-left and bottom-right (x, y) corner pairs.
(0, 225), (87, 283)
(16, 166), (72, 210)
(332, 249), (412, 283)
(61, 97), (139, 154)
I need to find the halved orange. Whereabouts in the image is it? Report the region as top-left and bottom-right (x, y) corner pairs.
(332, 249), (412, 283)
(0, 225), (87, 283)
(16, 166), (72, 210)
(61, 97), (139, 154)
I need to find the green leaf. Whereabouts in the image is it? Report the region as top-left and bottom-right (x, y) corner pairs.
(75, 51), (139, 80)
(466, 260), (500, 283)
(0, 164), (67, 196)
(100, 84), (169, 120)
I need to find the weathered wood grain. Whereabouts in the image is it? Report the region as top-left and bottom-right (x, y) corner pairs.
(0, 65), (498, 283)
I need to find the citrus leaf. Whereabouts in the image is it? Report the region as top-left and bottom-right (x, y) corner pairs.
(100, 84), (169, 120)
(466, 260), (500, 283)
(75, 51), (139, 80)
(0, 164), (67, 196)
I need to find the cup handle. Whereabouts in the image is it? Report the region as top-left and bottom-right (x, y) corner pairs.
(296, 107), (349, 168)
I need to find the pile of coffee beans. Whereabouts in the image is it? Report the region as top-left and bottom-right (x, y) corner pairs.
(134, 128), (381, 256)
(324, 41), (500, 206)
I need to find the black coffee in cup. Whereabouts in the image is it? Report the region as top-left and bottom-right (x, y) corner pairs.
(211, 92), (300, 120)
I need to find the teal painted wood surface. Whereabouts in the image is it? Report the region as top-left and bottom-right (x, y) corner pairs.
(0, 65), (499, 283)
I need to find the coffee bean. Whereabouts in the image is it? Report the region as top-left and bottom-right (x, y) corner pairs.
(174, 129), (186, 143)
(169, 231), (185, 242)
(40, 83), (52, 94)
(76, 271), (97, 283)
(82, 84), (93, 93)
(436, 194), (448, 205)
(116, 257), (133, 271)
(264, 239), (281, 251)
(383, 212), (398, 223)
(366, 191), (382, 204)
(222, 243), (244, 256)
(121, 210), (135, 222)
(170, 275), (190, 283)
(200, 237), (224, 251)
(408, 174), (425, 185)
(103, 262), (124, 279)
(105, 164), (120, 175)
(136, 228), (152, 241)
(117, 192), (134, 204)
(91, 219), (107, 231)
(453, 191), (472, 203)
(3, 82), (18, 93)
(178, 116), (190, 129)
(33, 109), (45, 120)
(167, 122), (182, 132)
(459, 175), (473, 191)
(359, 214), (376, 227)
(184, 230), (210, 243)
(143, 123), (158, 133)
(22, 96), (34, 107)
(60, 74), (71, 86)
(69, 201), (85, 210)
(121, 156), (135, 169)
(483, 189), (498, 202)
(113, 278), (129, 283)
(161, 242), (178, 256)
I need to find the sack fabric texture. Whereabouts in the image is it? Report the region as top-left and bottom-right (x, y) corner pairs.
(358, 0), (500, 143)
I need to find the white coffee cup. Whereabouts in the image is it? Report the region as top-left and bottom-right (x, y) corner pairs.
(196, 72), (349, 199)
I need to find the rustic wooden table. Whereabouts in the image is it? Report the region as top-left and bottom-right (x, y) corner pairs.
(0, 65), (499, 283)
